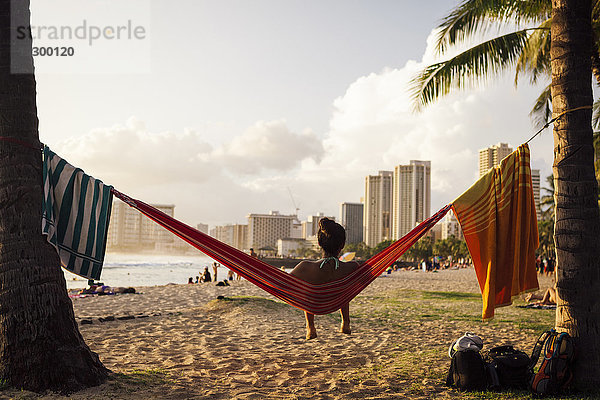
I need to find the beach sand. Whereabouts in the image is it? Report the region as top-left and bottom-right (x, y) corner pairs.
(13, 269), (554, 399)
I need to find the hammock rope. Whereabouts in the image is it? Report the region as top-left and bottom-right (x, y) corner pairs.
(111, 188), (451, 315)
(525, 105), (593, 144)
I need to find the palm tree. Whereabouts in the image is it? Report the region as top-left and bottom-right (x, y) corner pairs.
(0, 0), (108, 392)
(413, 0), (600, 389)
(550, 1), (600, 389)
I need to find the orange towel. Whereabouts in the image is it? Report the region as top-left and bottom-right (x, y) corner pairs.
(452, 144), (539, 319)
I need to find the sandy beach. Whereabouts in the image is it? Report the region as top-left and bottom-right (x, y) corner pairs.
(11, 268), (554, 399)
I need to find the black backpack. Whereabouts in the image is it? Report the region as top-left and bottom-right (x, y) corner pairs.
(484, 345), (532, 390)
(446, 349), (488, 391)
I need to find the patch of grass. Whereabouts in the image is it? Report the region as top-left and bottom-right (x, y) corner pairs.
(206, 296), (290, 313)
(110, 368), (171, 392)
(422, 291), (481, 301)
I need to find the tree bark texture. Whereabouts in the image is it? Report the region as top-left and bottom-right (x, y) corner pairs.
(0, 0), (108, 392)
(552, 0), (600, 390)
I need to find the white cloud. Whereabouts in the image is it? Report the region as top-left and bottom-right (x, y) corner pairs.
(208, 120), (324, 175)
(52, 117), (325, 225)
(55, 117), (217, 187)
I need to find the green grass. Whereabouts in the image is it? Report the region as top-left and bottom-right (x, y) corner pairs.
(109, 368), (171, 392)
(422, 291), (482, 301)
(340, 287), (560, 399)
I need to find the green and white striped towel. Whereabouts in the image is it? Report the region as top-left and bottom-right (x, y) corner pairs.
(42, 146), (113, 280)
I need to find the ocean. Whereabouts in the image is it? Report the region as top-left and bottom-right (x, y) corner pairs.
(64, 253), (230, 289)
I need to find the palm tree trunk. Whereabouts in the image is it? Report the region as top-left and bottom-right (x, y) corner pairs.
(552, 0), (600, 389)
(0, 0), (108, 392)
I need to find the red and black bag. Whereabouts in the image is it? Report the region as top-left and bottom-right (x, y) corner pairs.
(529, 329), (575, 396)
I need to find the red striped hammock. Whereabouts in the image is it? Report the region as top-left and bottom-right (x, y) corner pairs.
(112, 189), (451, 315)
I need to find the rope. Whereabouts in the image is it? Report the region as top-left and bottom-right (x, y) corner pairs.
(0, 136), (43, 151)
(526, 105), (593, 144)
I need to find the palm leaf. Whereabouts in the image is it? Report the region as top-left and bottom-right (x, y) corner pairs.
(411, 30), (531, 110)
(530, 84), (552, 130)
(515, 19), (551, 85)
(435, 0), (550, 55)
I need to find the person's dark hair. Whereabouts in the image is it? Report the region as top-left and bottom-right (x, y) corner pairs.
(317, 217), (346, 256)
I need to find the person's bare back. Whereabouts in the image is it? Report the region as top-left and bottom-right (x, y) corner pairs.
(290, 258), (359, 285)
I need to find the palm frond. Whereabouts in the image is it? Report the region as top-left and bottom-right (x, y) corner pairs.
(529, 84), (552, 130)
(515, 20), (551, 85)
(593, 0), (600, 23)
(435, 0), (550, 55)
(411, 30), (530, 111)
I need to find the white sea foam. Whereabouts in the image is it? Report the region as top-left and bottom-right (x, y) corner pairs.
(63, 252), (232, 288)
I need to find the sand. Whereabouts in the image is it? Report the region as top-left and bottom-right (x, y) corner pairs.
(14, 269), (555, 399)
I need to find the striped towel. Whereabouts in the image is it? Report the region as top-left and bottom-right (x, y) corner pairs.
(452, 143), (539, 319)
(42, 146), (113, 280)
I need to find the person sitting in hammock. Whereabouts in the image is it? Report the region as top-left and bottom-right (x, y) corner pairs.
(290, 217), (359, 340)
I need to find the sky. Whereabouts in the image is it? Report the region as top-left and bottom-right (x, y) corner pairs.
(30, 0), (553, 228)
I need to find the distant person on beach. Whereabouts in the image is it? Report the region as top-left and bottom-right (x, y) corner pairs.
(212, 262), (220, 282)
(188, 277), (194, 284)
(249, 248), (257, 258)
(526, 285), (557, 305)
(526, 269), (557, 305)
(290, 217), (359, 340)
(227, 269), (234, 281)
(202, 267), (212, 283)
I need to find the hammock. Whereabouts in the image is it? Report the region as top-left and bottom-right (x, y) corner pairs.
(112, 189), (451, 315)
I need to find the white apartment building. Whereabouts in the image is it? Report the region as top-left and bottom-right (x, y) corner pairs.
(364, 171), (393, 247)
(247, 211), (295, 250)
(392, 160), (431, 239)
(441, 210), (463, 240)
(107, 199), (175, 251)
(479, 143), (513, 177)
(277, 238), (309, 257)
(210, 224), (248, 250)
(196, 223), (208, 234)
(340, 202), (364, 244)
(531, 169), (541, 220)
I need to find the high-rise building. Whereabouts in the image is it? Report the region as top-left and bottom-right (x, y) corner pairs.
(107, 199), (175, 251)
(211, 225), (235, 246)
(340, 202), (364, 244)
(196, 223), (208, 234)
(247, 211), (295, 250)
(364, 171), (393, 247)
(531, 169), (541, 220)
(441, 210), (463, 240)
(392, 160), (431, 239)
(210, 223), (248, 250)
(479, 143), (513, 176)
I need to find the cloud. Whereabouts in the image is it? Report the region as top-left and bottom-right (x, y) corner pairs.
(55, 117), (217, 188)
(207, 120), (324, 175)
(52, 117), (325, 225)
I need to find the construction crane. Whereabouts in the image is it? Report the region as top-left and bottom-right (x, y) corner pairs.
(287, 187), (300, 217)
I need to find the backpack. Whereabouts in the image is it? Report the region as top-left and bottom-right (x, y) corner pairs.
(446, 349), (488, 391)
(484, 345), (532, 390)
(529, 329), (575, 396)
